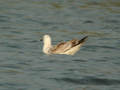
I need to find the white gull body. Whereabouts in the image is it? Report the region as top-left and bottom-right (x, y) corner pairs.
(42, 35), (88, 55)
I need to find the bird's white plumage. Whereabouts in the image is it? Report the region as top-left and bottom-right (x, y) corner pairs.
(42, 34), (88, 55)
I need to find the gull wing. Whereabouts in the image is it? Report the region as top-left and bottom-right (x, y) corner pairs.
(50, 41), (72, 54)
(51, 36), (88, 54)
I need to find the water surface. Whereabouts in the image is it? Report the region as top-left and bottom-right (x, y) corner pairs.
(0, 0), (120, 90)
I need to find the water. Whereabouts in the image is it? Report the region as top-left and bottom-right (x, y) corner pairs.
(0, 0), (120, 90)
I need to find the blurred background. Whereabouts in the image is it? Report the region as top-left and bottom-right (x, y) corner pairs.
(0, 0), (120, 90)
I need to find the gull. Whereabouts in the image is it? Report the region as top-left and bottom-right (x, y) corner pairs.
(42, 34), (88, 55)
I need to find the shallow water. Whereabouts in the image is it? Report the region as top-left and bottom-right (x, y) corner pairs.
(0, 0), (120, 90)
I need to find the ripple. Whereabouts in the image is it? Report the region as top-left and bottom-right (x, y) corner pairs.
(51, 2), (63, 9)
(75, 31), (107, 37)
(83, 20), (94, 23)
(72, 59), (87, 62)
(0, 82), (28, 90)
(7, 44), (22, 49)
(84, 45), (119, 50)
(105, 19), (120, 23)
(53, 77), (120, 85)
(0, 64), (22, 69)
(0, 70), (22, 74)
(30, 67), (51, 72)
(0, 15), (10, 22)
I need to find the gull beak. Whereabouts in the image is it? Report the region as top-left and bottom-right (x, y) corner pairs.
(40, 38), (43, 41)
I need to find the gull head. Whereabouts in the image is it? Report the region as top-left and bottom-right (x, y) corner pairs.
(43, 35), (51, 44)
(43, 34), (52, 54)
(43, 34), (50, 40)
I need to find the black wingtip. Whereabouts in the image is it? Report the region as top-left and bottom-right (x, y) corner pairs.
(79, 36), (88, 43)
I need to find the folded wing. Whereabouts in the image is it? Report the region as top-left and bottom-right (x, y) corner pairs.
(51, 36), (88, 54)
